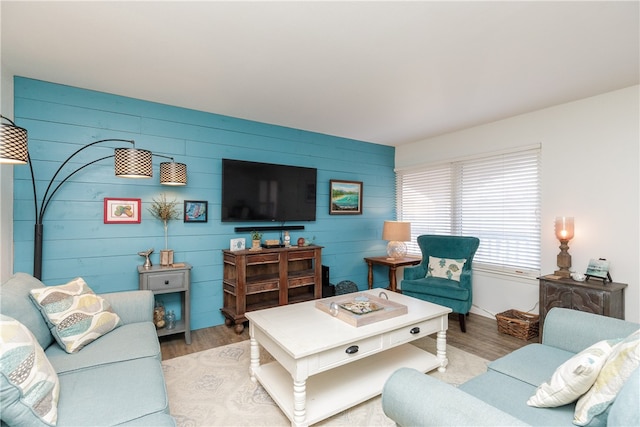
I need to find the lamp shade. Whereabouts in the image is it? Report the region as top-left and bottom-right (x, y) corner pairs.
(382, 221), (411, 241)
(114, 148), (152, 178)
(0, 120), (28, 164)
(554, 217), (574, 241)
(160, 162), (187, 186)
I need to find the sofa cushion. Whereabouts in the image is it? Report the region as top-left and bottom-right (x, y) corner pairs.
(56, 358), (170, 426)
(488, 343), (575, 387)
(460, 369), (576, 426)
(608, 366), (640, 427)
(574, 329), (640, 426)
(117, 412), (176, 426)
(0, 273), (53, 350)
(0, 314), (60, 426)
(427, 256), (467, 281)
(527, 338), (618, 408)
(402, 277), (470, 301)
(29, 278), (121, 353)
(45, 322), (161, 374)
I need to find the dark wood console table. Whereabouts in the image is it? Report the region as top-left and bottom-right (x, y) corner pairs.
(364, 256), (421, 292)
(538, 274), (627, 340)
(222, 245), (322, 333)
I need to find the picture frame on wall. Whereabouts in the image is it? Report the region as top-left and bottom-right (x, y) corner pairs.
(104, 198), (141, 224)
(184, 200), (208, 223)
(329, 180), (363, 215)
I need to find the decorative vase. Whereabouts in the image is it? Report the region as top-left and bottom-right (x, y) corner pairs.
(165, 310), (176, 330)
(160, 249), (174, 266)
(250, 240), (261, 251)
(154, 300), (165, 329)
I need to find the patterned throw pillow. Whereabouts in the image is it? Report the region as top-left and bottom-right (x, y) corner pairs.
(426, 256), (467, 282)
(527, 338), (618, 407)
(29, 277), (121, 354)
(574, 329), (640, 426)
(0, 314), (60, 426)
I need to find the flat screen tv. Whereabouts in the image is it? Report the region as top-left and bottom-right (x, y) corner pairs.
(221, 159), (317, 222)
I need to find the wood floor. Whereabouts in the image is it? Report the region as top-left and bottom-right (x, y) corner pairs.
(159, 312), (537, 361)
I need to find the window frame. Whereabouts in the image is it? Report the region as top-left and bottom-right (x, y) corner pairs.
(396, 144), (541, 278)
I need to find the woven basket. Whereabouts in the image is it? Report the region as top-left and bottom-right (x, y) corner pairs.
(496, 309), (539, 341)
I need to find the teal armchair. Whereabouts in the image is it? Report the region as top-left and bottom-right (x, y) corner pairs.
(401, 235), (480, 332)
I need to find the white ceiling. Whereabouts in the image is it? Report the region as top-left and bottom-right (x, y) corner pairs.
(1, 1), (638, 146)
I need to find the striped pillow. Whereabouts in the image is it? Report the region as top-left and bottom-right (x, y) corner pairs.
(0, 314), (60, 425)
(29, 278), (121, 353)
(574, 329), (640, 426)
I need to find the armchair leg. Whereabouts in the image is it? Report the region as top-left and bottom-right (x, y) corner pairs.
(458, 313), (467, 333)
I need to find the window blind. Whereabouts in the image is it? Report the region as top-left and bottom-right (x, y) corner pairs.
(396, 147), (541, 277)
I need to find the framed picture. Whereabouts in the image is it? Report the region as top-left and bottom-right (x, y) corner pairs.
(329, 180), (363, 215)
(184, 200), (208, 223)
(585, 258), (612, 283)
(230, 238), (245, 251)
(104, 198), (141, 224)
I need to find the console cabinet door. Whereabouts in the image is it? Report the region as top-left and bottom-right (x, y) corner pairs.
(571, 287), (605, 315)
(541, 280), (572, 317)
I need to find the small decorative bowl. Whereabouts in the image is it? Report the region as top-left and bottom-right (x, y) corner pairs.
(571, 273), (586, 282)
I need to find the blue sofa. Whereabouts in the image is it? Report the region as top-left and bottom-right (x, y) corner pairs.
(1, 273), (175, 426)
(382, 308), (639, 426)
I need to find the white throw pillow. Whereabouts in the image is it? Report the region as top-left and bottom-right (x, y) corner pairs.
(527, 339), (618, 408)
(574, 329), (640, 426)
(426, 256), (467, 282)
(0, 314), (60, 425)
(29, 277), (121, 353)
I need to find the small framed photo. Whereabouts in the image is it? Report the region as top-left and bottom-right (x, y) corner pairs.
(329, 180), (363, 215)
(184, 200), (208, 223)
(104, 198), (141, 224)
(230, 238), (245, 252)
(585, 258), (612, 283)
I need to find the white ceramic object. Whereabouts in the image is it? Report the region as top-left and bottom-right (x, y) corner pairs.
(571, 272), (586, 282)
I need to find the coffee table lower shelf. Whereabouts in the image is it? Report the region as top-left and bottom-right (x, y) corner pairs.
(253, 343), (439, 426)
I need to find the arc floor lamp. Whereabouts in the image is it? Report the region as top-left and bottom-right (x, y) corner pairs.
(0, 114), (187, 279)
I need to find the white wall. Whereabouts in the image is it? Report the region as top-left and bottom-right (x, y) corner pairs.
(0, 62), (15, 283)
(396, 86), (640, 323)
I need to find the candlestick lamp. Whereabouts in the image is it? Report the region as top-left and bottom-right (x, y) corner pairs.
(554, 216), (574, 278)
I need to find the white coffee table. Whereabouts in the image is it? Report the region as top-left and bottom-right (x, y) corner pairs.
(245, 290), (451, 426)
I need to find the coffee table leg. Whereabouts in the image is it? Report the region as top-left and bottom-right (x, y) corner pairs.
(292, 378), (307, 426)
(436, 329), (448, 373)
(249, 336), (260, 383)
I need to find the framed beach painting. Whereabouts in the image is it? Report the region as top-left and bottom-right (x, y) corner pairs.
(184, 200), (208, 223)
(585, 258), (612, 283)
(104, 198), (141, 224)
(329, 180), (363, 215)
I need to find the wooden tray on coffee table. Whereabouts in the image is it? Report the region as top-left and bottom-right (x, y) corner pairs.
(315, 292), (408, 327)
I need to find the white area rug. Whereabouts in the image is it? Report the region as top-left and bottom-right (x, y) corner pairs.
(162, 337), (488, 426)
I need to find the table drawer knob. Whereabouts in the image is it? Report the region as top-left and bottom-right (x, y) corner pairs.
(410, 327), (421, 335)
(345, 345), (359, 354)
(164, 280), (170, 285)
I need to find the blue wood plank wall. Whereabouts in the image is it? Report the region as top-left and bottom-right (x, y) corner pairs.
(12, 76), (396, 330)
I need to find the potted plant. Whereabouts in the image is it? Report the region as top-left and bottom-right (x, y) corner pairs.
(148, 193), (181, 265)
(250, 230), (263, 251)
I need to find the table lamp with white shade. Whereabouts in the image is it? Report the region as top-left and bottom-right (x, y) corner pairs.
(382, 221), (411, 259)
